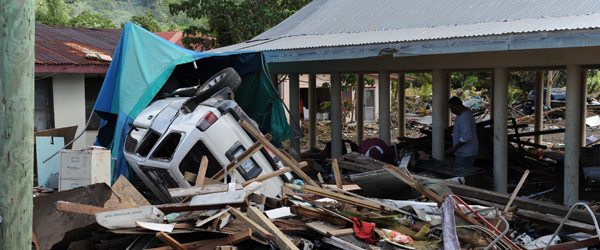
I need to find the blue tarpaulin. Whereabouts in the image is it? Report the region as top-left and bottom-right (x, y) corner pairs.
(93, 23), (292, 183)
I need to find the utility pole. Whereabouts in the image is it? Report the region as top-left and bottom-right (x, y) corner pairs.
(0, 0), (35, 249)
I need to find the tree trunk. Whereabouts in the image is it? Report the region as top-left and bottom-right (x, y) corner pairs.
(0, 0), (35, 249)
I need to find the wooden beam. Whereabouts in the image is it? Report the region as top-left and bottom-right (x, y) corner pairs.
(286, 184), (391, 212)
(289, 205), (351, 227)
(226, 206), (274, 239)
(246, 206), (300, 250)
(412, 174), (600, 224)
(184, 172), (222, 185)
(146, 229), (252, 250)
(241, 167), (292, 187)
(154, 200), (248, 214)
(331, 159), (343, 193)
(195, 156), (209, 186)
(322, 236), (365, 250)
(239, 120), (319, 187)
(57, 201), (113, 216)
(383, 165), (483, 226)
(211, 134), (273, 181)
(168, 184), (243, 198)
(155, 232), (188, 250)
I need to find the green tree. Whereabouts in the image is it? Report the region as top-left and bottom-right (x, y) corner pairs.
(124, 11), (161, 32)
(169, 0), (313, 50)
(69, 13), (117, 28)
(35, 0), (72, 26)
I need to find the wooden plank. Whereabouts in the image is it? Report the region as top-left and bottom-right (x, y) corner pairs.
(184, 172), (223, 185)
(241, 167), (292, 187)
(154, 200), (248, 214)
(211, 134), (273, 181)
(169, 184), (243, 198)
(195, 156), (209, 186)
(383, 165), (483, 226)
(530, 237), (600, 250)
(239, 120), (319, 187)
(286, 184), (391, 212)
(246, 206), (300, 250)
(331, 159), (343, 193)
(412, 174), (600, 224)
(248, 193), (267, 204)
(147, 229), (252, 250)
(270, 219), (309, 231)
(196, 208), (230, 227)
(306, 221), (342, 235)
(342, 152), (386, 169)
(226, 206), (274, 239)
(328, 228), (355, 237)
(264, 207), (294, 219)
(322, 184), (361, 191)
(105, 175), (151, 210)
(57, 201), (114, 215)
(289, 205), (351, 227)
(155, 231), (188, 250)
(317, 172), (324, 185)
(136, 221), (175, 233)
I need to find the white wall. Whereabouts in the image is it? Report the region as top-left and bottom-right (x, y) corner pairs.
(53, 73), (87, 149)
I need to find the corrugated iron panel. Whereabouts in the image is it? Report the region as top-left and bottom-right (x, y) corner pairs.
(255, 0), (600, 40)
(35, 23), (121, 66)
(214, 10), (600, 52)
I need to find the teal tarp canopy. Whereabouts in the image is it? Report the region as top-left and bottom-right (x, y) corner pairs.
(93, 23), (292, 182)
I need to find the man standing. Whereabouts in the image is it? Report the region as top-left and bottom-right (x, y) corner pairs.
(446, 97), (479, 166)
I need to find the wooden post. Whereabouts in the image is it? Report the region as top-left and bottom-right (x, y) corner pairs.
(0, 1), (35, 249)
(195, 156), (209, 186)
(331, 159), (343, 193)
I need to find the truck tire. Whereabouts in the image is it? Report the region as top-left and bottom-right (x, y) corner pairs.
(195, 67), (241, 99)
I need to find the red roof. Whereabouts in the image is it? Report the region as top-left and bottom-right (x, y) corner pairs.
(35, 22), (122, 68)
(154, 31), (208, 51)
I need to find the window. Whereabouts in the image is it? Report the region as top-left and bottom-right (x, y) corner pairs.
(137, 130), (161, 157)
(124, 126), (148, 153)
(151, 132), (183, 161)
(178, 140), (222, 180)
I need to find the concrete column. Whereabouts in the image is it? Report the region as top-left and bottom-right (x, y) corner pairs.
(445, 72), (452, 128)
(308, 74), (317, 150)
(379, 71), (391, 145)
(490, 72), (495, 119)
(331, 72), (343, 159)
(534, 71), (544, 144)
(356, 74), (365, 146)
(288, 73), (301, 154)
(565, 65), (582, 206)
(581, 70), (588, 147)
(493, 68), (508, 193)
(0, 1), (35, 248)
(432, 69), (446, 160)
(53, 74), (87, 149)
(397, 73), (406, 138)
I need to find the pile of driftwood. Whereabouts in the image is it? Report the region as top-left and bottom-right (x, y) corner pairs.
(32, 145), (600, 250)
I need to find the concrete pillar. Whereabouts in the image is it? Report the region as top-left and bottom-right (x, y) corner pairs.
(445, 72), (452, 128)
(288, 73), (301, 154)
(331, 72), (343, 159)
(0, 0), (35, 248)
(432, 69), (446, 160)
(356, 74), (365, 146)
(379, 71), (391, 145)
(397, 73), (406, 138)
(565, 65), (582, 206)
(534, 71), (544, 144)
(490, 72), (495, 119)
(581, 70), (588, 147)
(308, 74), (317, 150)
(493, 68), (508, 193)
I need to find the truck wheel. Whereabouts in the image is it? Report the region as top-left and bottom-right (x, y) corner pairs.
(196, 67), (241, 98)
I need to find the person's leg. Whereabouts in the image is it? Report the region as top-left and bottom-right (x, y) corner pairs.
(455, 156), (475, 166)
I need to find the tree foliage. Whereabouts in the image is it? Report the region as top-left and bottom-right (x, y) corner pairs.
(36, 0), (72, 26)
(169, 0), (313, 50)
(69, 13), (117, 29)
(125, 11), (161, 32)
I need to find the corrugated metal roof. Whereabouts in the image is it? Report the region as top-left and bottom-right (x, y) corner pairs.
(213, 0), (600, 53)
(35, 23), (122, 66)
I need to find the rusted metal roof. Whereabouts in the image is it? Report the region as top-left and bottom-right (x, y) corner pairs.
(35, 22), (122, 66)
